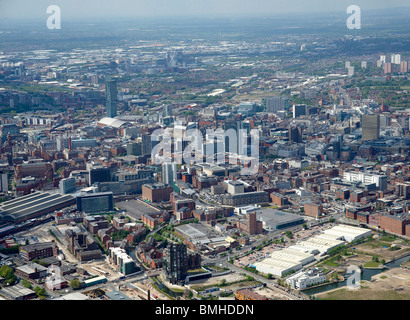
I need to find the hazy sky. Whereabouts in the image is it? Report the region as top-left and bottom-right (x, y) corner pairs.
(1, 0), (410, 20)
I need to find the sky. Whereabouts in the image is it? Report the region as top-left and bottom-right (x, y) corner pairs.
(0, 0), (410, 20)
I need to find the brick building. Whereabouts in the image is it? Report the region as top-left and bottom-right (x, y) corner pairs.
(19, 242), (59, 261)
(304, 203), (323, 219)
(379, 213), (410, 236)
(142, 183), (173, 202)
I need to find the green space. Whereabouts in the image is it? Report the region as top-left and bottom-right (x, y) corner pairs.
(317, 287), (410, 300)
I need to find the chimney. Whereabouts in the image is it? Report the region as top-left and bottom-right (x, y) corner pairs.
(148, 289), (150, 300)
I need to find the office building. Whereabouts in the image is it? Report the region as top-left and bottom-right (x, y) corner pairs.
(109, 247), (139, 275)
(288, 126), (303, 143)
(292, 104), (307, 118)
(105, 79), (118, 118)
(76, 192), (114, 213)
(0, 173), (8, 192)
(264, 96), (289, 113)
(59, 177), (76, 194)
(361, 114), (380, 140)
(163, 243), (188, 285)
(88, 166), (112, 185)
(162, 162), (177, 185)
(343, 171), (388, 190)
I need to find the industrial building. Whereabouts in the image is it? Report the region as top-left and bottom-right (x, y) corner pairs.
(0, 191), (76, 223)
(253, 248), (314, 277)
(0, 283), (37, 300)
(291, 234), (345, 254)
(323, 224), (373, 242)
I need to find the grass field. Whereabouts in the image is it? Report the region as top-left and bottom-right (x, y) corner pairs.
(317, 287), (410, 300)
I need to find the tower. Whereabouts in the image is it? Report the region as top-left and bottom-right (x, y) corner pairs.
(105, 79), (118, 118)
(361, 114), (380, 141)
(163, 243), (188, 285)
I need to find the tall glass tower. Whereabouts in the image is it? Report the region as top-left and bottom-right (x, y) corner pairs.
(106, 79), (118, 118)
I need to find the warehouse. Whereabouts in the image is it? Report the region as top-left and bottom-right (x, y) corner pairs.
(253, 247), (314, 277)
(253, 258), (302, 277)
(0, 283), (37, 300)
(0, 191), (75, 223)
(294, 234), (345, 254)
(323, 224), (372, 242)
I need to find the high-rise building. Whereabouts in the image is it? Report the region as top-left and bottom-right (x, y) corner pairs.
(264, 96), (289, 113)
(361, 114), (380, 141)
(59, 177), (76, 194)
(105, 79), (118, 118)
(0, 173), (8, 192)
(380, 55), (386, 63)
(400, 61), (409, 73)
(391, 53), (401, 65)
(383, 62), (392, 74)
(163, 243), (188, 285)
(141, 133), (153, 156)
(289, 126), (303, 143)
(292, 104), (307, 118)
(162, 163), (177, 185)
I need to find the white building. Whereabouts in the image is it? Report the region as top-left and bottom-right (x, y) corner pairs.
(323, 224), (372, 242)
(343, 171), (388, 190)
(391, 53), (401, 65)
(253, 248), (314, 277)
(286, 270), (327, 289)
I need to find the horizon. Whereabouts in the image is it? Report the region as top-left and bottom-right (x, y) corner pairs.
(1, 0), (410, 22)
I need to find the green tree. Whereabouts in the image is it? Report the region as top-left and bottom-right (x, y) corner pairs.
(69, 279), (82, 290)
(21, 279), (32, 289)
(33, 286), (47, 298)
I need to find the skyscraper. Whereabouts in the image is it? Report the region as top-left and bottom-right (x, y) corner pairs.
(163, 243), (188, 285)
(105, 79), (118, 118)
(361, 115), (380, 141)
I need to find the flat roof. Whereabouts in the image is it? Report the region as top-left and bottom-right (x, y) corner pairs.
(257, 208), (304, 227)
